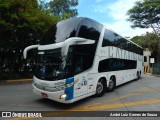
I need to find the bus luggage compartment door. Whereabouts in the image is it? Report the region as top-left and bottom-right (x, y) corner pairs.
(74, 74), (88, 98)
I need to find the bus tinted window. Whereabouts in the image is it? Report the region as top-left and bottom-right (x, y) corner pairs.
(40, 18), (81, 45)
(73, 44), (96, 74)
(102, 30), (114, 46)
(98, 58), (137, 72)
(77, 19), (103, 41)
(120, 38), (127, 49)
(102, 29), (122, 47)
(102, 29), (143, 55)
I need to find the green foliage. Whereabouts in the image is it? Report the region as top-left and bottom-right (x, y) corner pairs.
(127, 0), (160, 35)
(47, 0), (78, 19)
(0, 0), (79, 78)
(0, 0), (59, 75)
(0, 0), (57, 46)
(131, 33), (158, 51)
(131, 32), (160, 61)
(128, 0), (160, 62)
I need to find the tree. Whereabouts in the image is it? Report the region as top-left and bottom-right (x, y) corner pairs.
(0, 0), (58, 74)
(127, 0), (160, 62)
(131, 32), (159, 61)
(127, 0), (160, 35)
(47, 0), (78, 19)
(0, 0), (79, 79)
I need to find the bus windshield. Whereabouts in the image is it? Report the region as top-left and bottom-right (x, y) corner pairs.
(35, 48), (73, 80)
(40, 18), (81, 45)
(35, 18), (102, 80)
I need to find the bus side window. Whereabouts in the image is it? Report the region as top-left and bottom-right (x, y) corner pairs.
(74, 55), (83, 73)
(102, 30), (114, 47)
(74, 53), (91, 74)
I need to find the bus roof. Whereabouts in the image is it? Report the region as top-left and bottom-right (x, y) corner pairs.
(42, 16), (143, 49)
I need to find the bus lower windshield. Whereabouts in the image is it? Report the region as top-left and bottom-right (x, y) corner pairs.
(35, 48), (72, 80)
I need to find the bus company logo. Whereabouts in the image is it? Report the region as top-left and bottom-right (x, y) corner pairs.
(2, 112), (11, 117)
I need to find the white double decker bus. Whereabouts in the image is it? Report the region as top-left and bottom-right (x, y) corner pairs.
(24, 17), (143, 103)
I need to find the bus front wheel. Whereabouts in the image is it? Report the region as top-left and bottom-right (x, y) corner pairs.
(95, 78), (106, 97)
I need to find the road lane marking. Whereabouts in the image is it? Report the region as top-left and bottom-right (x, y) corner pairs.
(73, 98), (160, 111)
(7, 98), (160, 119)
(8, 88), (160, 119)
(41, 98), (160, 117)
(0, 79), (32, 85)
(80, 88), (146, 108)
(79, 92), (140, 108)
(133, 90), (160, 93)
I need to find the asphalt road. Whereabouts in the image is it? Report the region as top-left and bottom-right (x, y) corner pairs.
(0, 74), (160, 120)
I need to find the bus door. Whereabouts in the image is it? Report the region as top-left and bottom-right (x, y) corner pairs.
(73, 54), (88, 98)
(74, 74), (88, 98)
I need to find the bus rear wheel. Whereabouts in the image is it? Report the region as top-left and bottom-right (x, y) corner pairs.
(136, 72), (140, 80)
(107, 77), (115, 92)
(95, 78), (106, 97)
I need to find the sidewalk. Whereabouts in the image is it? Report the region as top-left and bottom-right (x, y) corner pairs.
(144, 73), (160, 77)
(0, 79), (32, 85)
(144, 73), (152, 75)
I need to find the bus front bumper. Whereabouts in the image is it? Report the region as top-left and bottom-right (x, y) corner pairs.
(32, 83), (73, 104)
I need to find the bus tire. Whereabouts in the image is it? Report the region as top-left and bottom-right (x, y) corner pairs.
(136, 72), (140, 80)
(94, 78), (106, 97)
(107, 76), (115, 92)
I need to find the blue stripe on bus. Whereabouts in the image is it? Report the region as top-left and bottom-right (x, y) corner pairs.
(65, 77), (74, 100)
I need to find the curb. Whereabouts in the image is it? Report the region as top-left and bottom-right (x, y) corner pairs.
(0, 79), (32, 85)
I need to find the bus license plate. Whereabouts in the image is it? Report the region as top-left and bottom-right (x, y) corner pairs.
(41, 93), (48, 97)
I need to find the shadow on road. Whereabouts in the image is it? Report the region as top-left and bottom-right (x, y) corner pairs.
(35, 96), (92, 110)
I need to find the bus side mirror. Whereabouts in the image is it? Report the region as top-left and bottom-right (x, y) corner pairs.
(23, 45), (39, 59)
(61, 37), (95, 57)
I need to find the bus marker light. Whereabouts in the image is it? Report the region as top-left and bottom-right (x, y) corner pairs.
(60, 94), (67, 99)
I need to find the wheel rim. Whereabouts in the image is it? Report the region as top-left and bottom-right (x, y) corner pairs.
(109, 80), (114, 90)
(97, 81), (103, 94)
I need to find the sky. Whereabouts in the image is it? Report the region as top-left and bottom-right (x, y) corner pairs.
(45, 0), (153, 38)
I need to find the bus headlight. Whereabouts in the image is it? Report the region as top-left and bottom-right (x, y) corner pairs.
(60, 94), (67, 99)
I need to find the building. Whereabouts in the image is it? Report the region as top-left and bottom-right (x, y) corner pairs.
(143, 48), (151, 73)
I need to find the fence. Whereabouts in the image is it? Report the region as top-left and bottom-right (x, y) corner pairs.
(152, 63), (160, 74)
